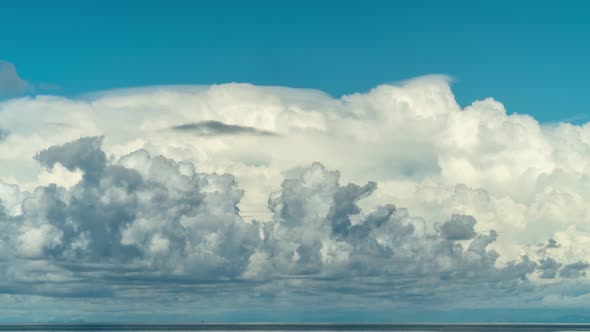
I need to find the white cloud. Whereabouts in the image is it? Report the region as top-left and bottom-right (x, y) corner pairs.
(2, 77), (590, 315)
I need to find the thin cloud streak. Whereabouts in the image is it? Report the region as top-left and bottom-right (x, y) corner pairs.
(171, 121), (277, 136)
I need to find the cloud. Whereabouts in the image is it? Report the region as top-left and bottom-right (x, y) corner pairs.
(0, 60), (28, 99)
(171, 121), (277, 136)
(21, 138), (255, 278)
(560, 262), (590, 279)
(246, 162), (538, 296)
(34, 136), (108, 181)
(0, 137), (571, 310)
(547, 239), (560, 249)
(439, 214), (477, 240)
(3, 77), (590, 317)
(538, 258), (562, 279)
(0, 128), (9, 141)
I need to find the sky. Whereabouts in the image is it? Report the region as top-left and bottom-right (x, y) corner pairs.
(2, 0), (590, 323)
(3, 0), (590, 122)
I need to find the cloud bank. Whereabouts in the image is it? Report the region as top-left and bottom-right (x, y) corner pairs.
(0, 136), (585, 318)
(0, 137), (557, 310)
(1, 76), (590, 319)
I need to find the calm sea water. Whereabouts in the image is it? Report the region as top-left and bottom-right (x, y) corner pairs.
(0, 325), (589, 332)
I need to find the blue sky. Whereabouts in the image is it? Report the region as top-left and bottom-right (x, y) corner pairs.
(3, 0), (589, 122)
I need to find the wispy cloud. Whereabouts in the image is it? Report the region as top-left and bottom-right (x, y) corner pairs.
(0, 60), (28, 99)
(0, 60), (61, 100)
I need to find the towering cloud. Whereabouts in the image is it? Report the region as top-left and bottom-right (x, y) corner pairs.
(0, 137), (584, 311)
(1, 77), (590, 318)
(0, 138), (262, 298)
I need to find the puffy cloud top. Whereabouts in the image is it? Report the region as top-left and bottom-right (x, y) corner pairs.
(0, 137), (582, 312)
(1, 77), (590, 317)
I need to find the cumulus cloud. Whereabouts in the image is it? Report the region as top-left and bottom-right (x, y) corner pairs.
(2, 77), (590, 316)
(246, 162), (539, 299)
(0, 60), (28, 99)
(0, 137), (264, 299)
(0, 138), (546, 302)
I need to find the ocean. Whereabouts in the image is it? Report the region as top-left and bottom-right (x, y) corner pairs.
(0, 325), (589, 332)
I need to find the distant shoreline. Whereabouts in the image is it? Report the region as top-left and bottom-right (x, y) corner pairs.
(0, 323), (590, 331)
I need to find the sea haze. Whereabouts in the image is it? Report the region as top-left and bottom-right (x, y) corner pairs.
(0, 325), (589, 332)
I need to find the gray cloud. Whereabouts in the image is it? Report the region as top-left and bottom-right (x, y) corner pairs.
(249, 162), (536, 296)
(538, 258), (562, 279)
(560, 261), (590, 279)
(536, 238), (561, 256)
(170, 121), (276, 136)
(1, 137), (259, 297)
(547, 238), (560, 248)
(439, 214), (477, 241)
(0, 138), (586, 307)
(0, 128), (9, 141)
(34, 136), (108, 181)
(0, 60), (28, 99)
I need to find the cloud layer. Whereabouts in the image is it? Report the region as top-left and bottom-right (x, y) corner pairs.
(1, 76), (590, 318)
(0, 136), (585, 316)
